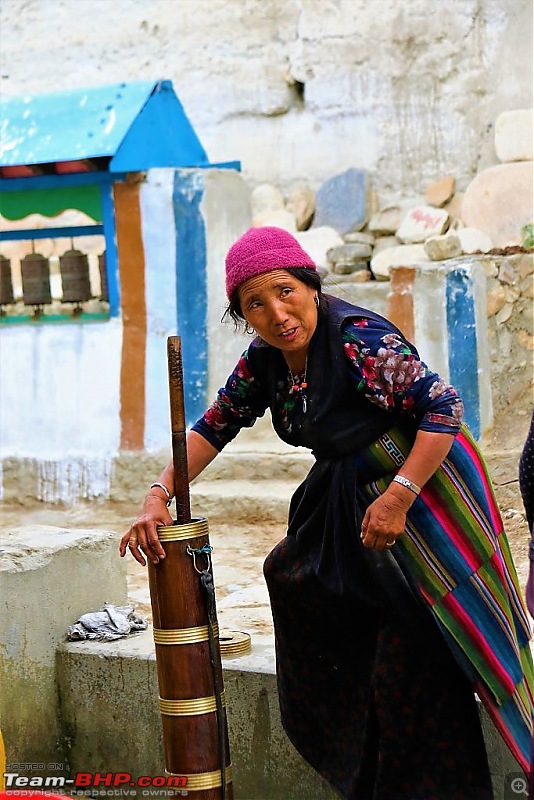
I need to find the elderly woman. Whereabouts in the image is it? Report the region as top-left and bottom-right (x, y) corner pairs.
(121, 227), (533, 800)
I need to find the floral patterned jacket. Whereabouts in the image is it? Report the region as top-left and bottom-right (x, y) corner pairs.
(192, 309), (464, 452)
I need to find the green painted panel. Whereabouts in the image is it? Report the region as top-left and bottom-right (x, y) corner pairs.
(0, 184), (102, 222)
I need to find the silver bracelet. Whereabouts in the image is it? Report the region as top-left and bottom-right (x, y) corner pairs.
(149, 482), (172, 507)
(392, 475), (421, 495)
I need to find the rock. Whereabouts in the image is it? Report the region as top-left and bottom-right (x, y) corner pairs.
(312, 168), (370, 235)
(496, 303), (513, 325)
(343, 231), (375, 246)
(396, 206), (449, 244)
(327, 241), (371, 274)
(372, 235), (400, 255)
(368, 206), (402, 235)
(424, 234), (462, 261)
(494, 109), (533, 163)
(520, 278), (533, 300)
(348, 270), (372, 282)
(327, 243), (373, 264)
(369, 187), (380, 216)
(504, 286), (520, 303)
(286, 186), (315, 231)
(518, 254), (534, 279)
(250, 183), (285, 216)
(517, 330), (534, 350)
(331, 261), (370, 275)
(498, 259), (516, 285)
(461, 162), (533, 248)
(370, 244), (429, 280)
(294, 226), (344, 269)
(456, 227), (493, 254)
(252, 209), (297, 232)
(443, 193), (464, 223)
(426, 175), (455, 208)
(480, 259), (498, 279)
(486, 286), (507, 317)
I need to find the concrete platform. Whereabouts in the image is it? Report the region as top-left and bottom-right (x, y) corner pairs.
(57, 629), (339, 800)
(0, 525), (128, 767)
(56, 626), (524, 800)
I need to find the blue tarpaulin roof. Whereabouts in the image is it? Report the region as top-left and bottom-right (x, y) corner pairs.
(0, 79), (210, 171)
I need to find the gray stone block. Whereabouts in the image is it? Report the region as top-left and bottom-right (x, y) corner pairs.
(312, 168), (370, 235)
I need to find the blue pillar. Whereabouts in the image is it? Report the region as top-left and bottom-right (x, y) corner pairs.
(446, 267), (481, 440)
(172, 171), (208, 426)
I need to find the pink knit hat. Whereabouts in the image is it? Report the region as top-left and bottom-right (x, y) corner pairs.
(225, 226), (316, 299)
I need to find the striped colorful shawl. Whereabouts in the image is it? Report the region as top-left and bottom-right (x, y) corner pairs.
(357, 424), (534, 774)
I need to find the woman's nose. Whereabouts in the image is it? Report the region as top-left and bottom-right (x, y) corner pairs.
(270, 301), (289, 324)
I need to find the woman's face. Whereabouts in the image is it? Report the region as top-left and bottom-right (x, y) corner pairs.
(238, 269), (318, 369)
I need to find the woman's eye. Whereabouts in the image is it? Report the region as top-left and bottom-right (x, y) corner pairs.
(281, 287), (292, 297)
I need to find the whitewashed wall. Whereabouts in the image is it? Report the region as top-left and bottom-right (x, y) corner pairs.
(0, 320), (122, 460)
(0, 0), (531, 200)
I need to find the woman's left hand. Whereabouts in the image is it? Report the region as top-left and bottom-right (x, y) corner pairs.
(360, 430), (454, 551)
(360, 491), (410, 551)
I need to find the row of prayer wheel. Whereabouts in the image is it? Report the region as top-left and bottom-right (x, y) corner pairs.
(0, 250), (109, 308)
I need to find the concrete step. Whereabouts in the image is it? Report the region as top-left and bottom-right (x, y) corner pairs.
(190, 478), (298, 522)
(188, 420), (314, 521)
(197, 418), (314, 483)
(198, 448), (313, 483)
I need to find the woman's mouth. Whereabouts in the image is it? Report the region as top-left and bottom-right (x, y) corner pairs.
(280, 327), (298, 341)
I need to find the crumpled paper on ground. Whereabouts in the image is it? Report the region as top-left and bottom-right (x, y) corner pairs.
(67, 603), (148, 642)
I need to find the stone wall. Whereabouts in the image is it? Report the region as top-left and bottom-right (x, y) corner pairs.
(0, 0), (532, 199)
(484, 251), (534, 423)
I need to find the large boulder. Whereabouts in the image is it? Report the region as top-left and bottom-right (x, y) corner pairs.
(462, 162), (533, 248)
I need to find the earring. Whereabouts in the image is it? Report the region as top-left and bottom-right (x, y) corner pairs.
(245, 324), (255, 335)
(314, 295), (319, 308)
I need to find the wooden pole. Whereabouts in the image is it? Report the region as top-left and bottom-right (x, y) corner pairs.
(166, 337), (191, 525)
(147, 336), (233, 799)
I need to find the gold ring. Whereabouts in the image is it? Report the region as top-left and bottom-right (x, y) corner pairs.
(385, 540), (396, 548)
(129, 538), (138, 547)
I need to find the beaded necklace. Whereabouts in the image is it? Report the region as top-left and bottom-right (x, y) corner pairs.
(288, 359), (308, 413)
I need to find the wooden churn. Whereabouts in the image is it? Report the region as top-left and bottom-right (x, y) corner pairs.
(147, 337), (233, 799)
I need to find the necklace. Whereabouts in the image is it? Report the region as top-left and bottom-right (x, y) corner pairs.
(288, 359), (308, 413)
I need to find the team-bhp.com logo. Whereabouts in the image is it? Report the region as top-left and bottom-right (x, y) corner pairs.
(2, 772), (188, 797)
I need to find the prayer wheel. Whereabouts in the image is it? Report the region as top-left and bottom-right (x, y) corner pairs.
(59, 248), (92, 304)
(98, 252), (109, 302)
(21, 252), (52, 307)
(147, 337), (233, 799)
(0, 255), (14, 308)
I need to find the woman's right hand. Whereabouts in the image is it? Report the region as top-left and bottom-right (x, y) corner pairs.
(119, 495), (173, 566)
